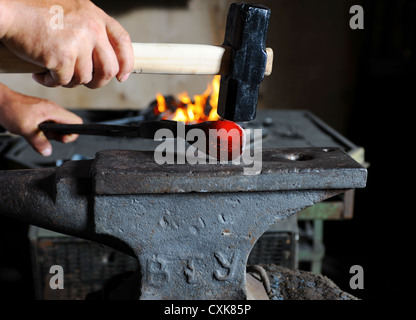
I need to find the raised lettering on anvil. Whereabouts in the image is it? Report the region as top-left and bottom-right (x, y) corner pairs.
(213, 251), (238, 281)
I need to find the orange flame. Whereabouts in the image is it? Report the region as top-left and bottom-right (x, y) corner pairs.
(156, 93), (167, 113)
(156, 75), (221, 124)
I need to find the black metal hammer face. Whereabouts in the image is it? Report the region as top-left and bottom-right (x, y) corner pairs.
(218, 3), (271, 122)
(0, 148), (367, 299)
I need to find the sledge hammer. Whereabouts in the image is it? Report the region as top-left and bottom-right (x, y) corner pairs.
(0, 3), (272, 122)
(217, 3), (271, 122)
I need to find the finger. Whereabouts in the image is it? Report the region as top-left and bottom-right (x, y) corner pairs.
(44, 68), (75, 87)
(32, 53), (76, 87)
(63, 55), (94, 88)
(25, 131), (53, 157)
(106, 18), (134, 82)
(32, 69), (75, 88)
(39, 106), (83, 144)
(44, 108), (84, 126)
(85, 42), (119, 89)
(44, 131), (79, 144)
(32, 73), (59, 88)
(62, 133), (79, 144)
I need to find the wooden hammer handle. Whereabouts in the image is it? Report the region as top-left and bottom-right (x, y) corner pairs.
(0, 43), (273, 76)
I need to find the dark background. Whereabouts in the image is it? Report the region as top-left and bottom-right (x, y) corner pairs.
(0, 0), (414, 301)
(323, 0), (414, 300)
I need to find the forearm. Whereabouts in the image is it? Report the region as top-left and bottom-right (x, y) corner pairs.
(0, 83), (7, 132)
(0, 84), (7, 131)
(0, 83), (19, 135)
(0, 0), (12, 40)
(0, 83), (12, 118)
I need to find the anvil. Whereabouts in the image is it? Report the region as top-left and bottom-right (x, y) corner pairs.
(0, 147), (367, 299)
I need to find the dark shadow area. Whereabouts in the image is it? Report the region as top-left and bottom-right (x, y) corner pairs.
(93, 0), (190, 15)
(0, 217), (35, 300)
(322, 0), (415, 300)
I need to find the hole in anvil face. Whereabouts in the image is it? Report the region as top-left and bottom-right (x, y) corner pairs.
(274, 153), (314, 162)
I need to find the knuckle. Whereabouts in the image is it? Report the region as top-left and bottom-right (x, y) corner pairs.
(86, 19), (103, 37)
(59, 50), (77, 66)
(118, 30), (131, 45)
(58, 75), (73, 86)
(42, 53), (57, 70)
(102, 63), (119, 80)
(80, 73), (93, 85)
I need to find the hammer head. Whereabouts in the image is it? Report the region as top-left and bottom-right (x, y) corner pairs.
(218, 3), (271, 122)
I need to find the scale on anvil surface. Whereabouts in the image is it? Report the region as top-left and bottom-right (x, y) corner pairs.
(0, 108), (367, 300)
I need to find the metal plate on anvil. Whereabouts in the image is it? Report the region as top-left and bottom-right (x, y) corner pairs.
(91, 148), (367, 195)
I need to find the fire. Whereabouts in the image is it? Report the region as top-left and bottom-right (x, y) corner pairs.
(156, 93), (167, 113)
(155, 75), (221, 124)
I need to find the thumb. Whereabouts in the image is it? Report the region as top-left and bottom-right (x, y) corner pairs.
(25, 130), (53, 157)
